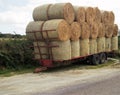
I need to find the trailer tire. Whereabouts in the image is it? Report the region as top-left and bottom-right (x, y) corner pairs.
(99, 53), (106, 64)
(91, 54), (100, 65)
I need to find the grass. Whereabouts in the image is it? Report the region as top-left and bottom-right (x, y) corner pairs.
(0, 67), (36, 77)
(0, 58), (118, 77)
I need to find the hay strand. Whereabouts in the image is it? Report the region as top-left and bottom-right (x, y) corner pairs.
(109, 11), (115, 24)
(105, 24), (113, 38)
(43, 19), (70, 41)
(71, 40), (80, 58)
(51, 40), (71, 61)
(113, 24), (118, 37)
(97, 37), (105, 53)
(94, 7), (101, 23)
(89, 39), (97, 54)
(111, 36), (118, 51)
(80, 22), (90, 39)
(74, 6), (85, 23)
(105, 38), (111, 52)
(33, 4), (52, 21)
(33, 41), (48, 59)
(80, 39), (89, 56)
(86, 7), (95, 24)
(90, 22), (99, 39)
(98, 23), (105, 37)
(70, 22), (81, 41)
(26, 21), (45, 40)
(48, 3), (75, 24)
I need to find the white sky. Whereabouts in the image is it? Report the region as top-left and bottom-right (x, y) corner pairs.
(0, 0), (120, 35)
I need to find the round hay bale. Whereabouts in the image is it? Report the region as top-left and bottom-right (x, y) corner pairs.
(80, 39), (89, 56)
(51, 40), (71, 61)
(33, 41), (48, 59)
(89, 39), (97, 54)
(43, 19), (70, 41)
(111, 36), (118, 51)
(71, 40), (80, 58)
(113, 24), (118, 37)
(101, 11), (109, 24)
(80, 22), (90, 39)
(86, 7), (95, 24)
(26, 21), (45, 40)
(48, 3), (75, 24)
(97, 37), (105, 53)
(90, 22), (99, 39)
(94, 7), (101, 23)
(33, 4), (52, 21)
(70, 22), (81, 41)
(101, 11), (115, 25)
(105, 38), (111, 52)
(105, 24), (113, 38)
(109, 11), (115, 24)
(98, 23), (105, 37)
(74, 6), (85, 23)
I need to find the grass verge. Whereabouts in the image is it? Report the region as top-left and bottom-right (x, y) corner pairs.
(0, 59), (118, 77)
(0, 67), (36, 77)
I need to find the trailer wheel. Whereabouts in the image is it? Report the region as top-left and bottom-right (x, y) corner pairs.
(99, 53), (106, 64)
(91, 54), (100, 65)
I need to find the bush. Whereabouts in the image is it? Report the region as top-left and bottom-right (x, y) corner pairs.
(0, 38), (39, 70)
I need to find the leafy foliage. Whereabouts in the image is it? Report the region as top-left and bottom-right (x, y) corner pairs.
(0, 38), (38, 70)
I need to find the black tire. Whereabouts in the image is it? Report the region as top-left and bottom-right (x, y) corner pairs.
(99, 53), (106, 64)
(91, 54), (100, 65)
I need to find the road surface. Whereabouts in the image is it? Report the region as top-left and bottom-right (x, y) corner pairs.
(0, 60), (120, 95)
(37, 70), (120, 95)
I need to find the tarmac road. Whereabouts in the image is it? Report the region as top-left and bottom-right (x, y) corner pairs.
(0, 59), (120, 95)
(34, 70), (120, 95)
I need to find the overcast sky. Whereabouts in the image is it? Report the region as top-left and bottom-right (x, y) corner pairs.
(0, 0), (120, 35)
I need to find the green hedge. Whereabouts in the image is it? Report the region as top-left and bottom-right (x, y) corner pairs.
(0, 39), (38, 70)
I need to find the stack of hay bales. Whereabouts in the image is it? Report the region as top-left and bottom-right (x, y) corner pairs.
(74, 6), (118, 55)
(26, 3), (75, 61)
(26, 2), (118, 62)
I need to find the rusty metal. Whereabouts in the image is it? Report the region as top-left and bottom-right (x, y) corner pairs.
(46, 4), (52, 20)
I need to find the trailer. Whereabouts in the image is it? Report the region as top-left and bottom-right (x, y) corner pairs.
(30, 30), (112, 73)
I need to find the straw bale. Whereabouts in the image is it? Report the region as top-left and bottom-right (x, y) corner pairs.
(48, 3), (75, 24)
(33, 4), (52, 21)
(80, 22), (90, 39)
(113, 24), (118, 37)
(74, 6), (85, 23)
(70, 22), (81, 41)
(101, 11), (115, 25)
(51, 40), (71, 61)
(98, 23), (105, 37)
(97, 37), (105, 53)
(109, 11), (115, 24)
(105, 24), (113, 38)
(111, 36), (118, 51)
(101, 11), (109, 24)
(33, 41), (48, 59)
(43, 19), (70, 41)
(89, 39), (97, 54)
(86, 7), (95, 24)
(90, 22), (99, 39)
(105, 38), (111, 52)
(26, 21), (44, 40)
(71, 40), (80, 58)
(94, 7), (101, 23)
(80, 39), (89, 56)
